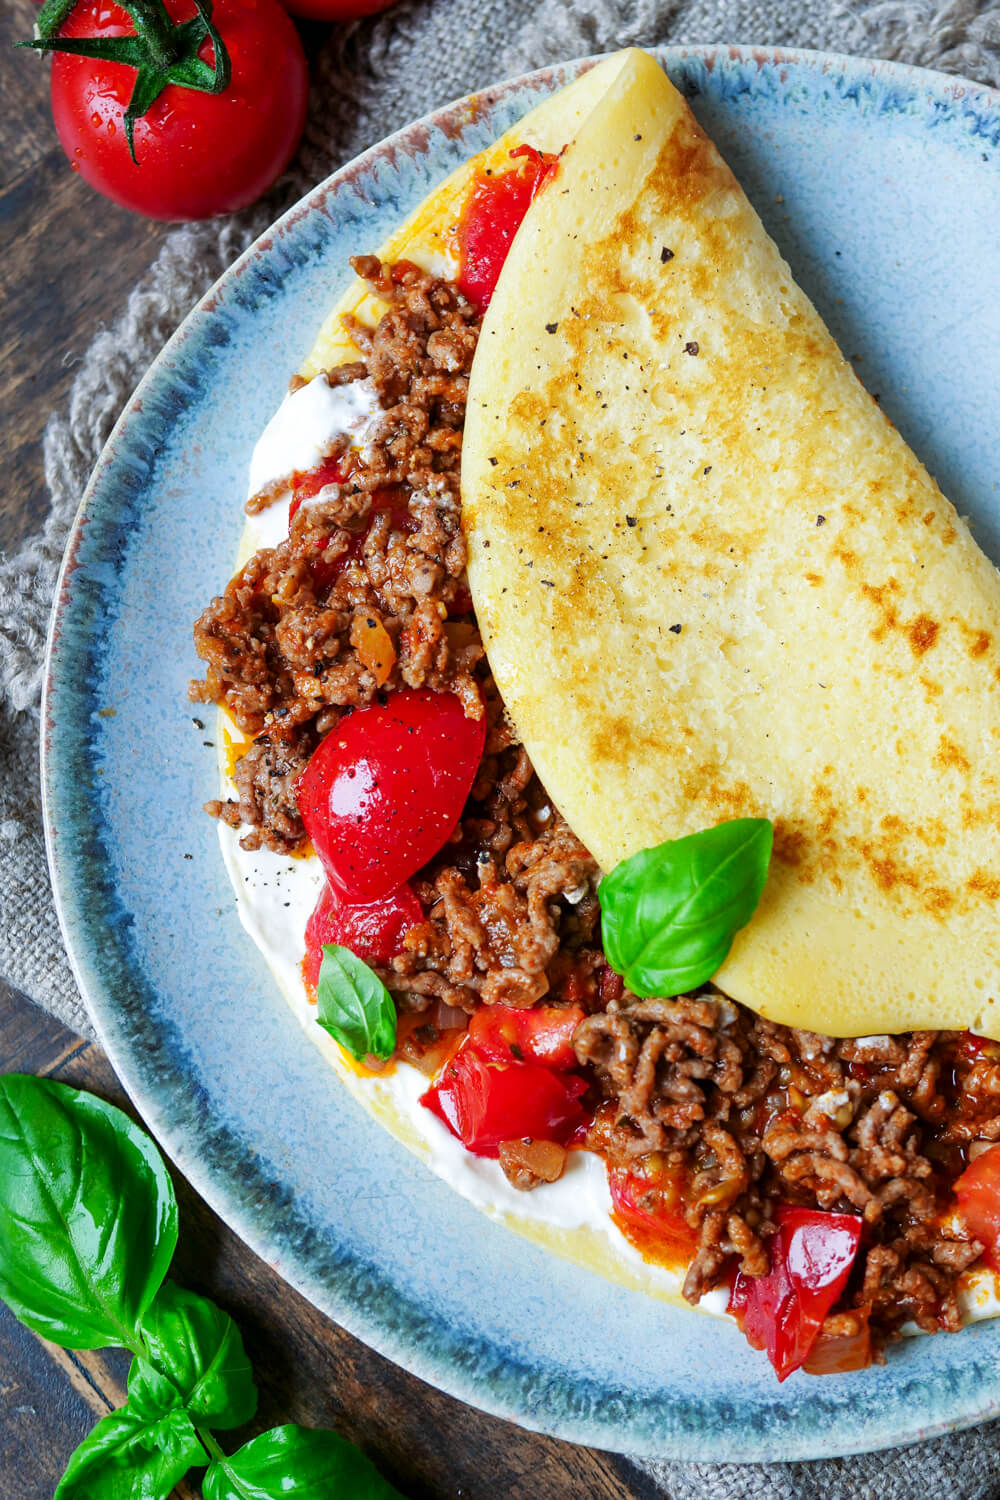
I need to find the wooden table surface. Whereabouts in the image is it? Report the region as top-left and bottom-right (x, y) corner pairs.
(0, 8), (662, 1496)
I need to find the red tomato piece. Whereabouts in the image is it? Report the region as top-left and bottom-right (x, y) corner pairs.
(302, 880), (422, 990)
(728, 1207), (863, 1382)
(608, 1164), (698, 1267)
(458, 145), (560, 312)
(468, 1003), (586, 1070)
(290, 474), (414, 593)
(49, 0), (308, 221)
(802, 1308), (873, 1375)
(955, 1144), (1000, 1269)
(297, 687), (485, 903)
(420, 1045), (588, 1158)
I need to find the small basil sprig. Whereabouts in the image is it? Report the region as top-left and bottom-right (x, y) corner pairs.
(317, 944), (396, 1062)
(0, 1074), (402, 1500)
(130, 1280), (258, 1430)
(599, 817), (773, 997)
(54, 1404), (206, 1500)
(202, 1424), (403, 1500)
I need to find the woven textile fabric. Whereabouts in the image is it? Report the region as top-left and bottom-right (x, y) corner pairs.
(3, 0), (1000, 1491)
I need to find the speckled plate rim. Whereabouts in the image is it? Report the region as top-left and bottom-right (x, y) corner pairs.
(42, 45), (1000, 1463)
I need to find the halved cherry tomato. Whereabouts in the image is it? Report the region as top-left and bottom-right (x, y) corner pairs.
(728, 1207), (863, 1382)
(608, 1164), (698, 1267)
(468, 1003), (586, 1070)
(420, 1044), (588, 1158)
(458, 144), (560, 312)
(302, 880), (422, 990)
(298, 688), (485, 903)
(954, 1144), (1000, 1270)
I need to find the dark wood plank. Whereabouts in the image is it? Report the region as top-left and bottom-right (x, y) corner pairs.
(0, 988), (653, 1499)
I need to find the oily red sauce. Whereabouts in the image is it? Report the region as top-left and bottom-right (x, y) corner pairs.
(457, 144), (561, 312)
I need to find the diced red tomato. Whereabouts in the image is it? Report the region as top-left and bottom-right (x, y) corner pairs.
(297, 688), (485, 903)
(956, 1032), (1000, 1062)
(802, 1309), (873, 1375)
(954, 1144), (1000, 1270)
(468, 1003), (586, 1070)
(288, 455), (347, 523)
(608, 1164), (698, 1268)
(728, 1207), (863, 1382)
(302, 880), (422, 991)
(420, 1044), (588, 1158)
(289, 467), (414, 594)
(458, 144), (560, 312)
(598, 964), (625, 1007)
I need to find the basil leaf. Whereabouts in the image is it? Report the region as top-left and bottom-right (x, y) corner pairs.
(54, 1402), (205, 1499)
(130, 1280), (258, 1430)
(599, 818), (773, 997)
(0, 1075), (178, 1350)
(316, 945), (396, 1062)
(203, 1425), (403, 1500)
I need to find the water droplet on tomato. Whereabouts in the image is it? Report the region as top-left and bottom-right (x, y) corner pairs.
(107, 120), (116, 136)
(90, 113), (101, 128)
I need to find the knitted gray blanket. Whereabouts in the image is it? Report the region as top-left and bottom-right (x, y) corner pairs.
(3, 0), (1000, 1491)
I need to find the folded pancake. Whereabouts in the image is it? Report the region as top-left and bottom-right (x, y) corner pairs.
(462, 47), (1000, 1041)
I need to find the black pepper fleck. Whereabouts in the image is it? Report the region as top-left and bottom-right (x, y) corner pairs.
(626, 516), (637, 528)
(660, 247), (674, 263)
(545, 322), (558, 334)
(669, 623), (683, 634)
(816, 514), (826, 526)
(684, 341), (700, 356)
(488, 456), (498, 466)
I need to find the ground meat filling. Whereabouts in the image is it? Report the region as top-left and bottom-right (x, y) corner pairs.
(192, 253), (992, 1363)
(576, 995), (993, 1352)
(190, 257), (484, 850)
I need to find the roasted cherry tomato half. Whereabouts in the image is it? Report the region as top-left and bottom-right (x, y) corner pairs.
(728, 1206), (863, 1382)
(468, 1003), (586, 1071)
(955, 1144), (1000, 1269)
(458, 145), (560, 312)
(302, 879), (422, 990)
(607, 1163), (698, 1267)
(297, 687), (486, 902)
(420, 1044), (588, 1158)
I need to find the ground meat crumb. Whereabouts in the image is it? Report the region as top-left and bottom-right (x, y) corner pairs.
(575, 993), (995, 1353)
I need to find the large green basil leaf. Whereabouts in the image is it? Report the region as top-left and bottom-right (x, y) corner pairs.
(203, 1425), (403, 1500)
(130, 1280), (258, 1429)
(54, 1402), (205, 1499)
(316, 946), (396, 1062)
(0, 1075), (178, 1350)
(599, 818), (773, 997)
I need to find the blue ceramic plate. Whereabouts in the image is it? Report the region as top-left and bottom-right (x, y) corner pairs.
(43, 46), (1000, 1461)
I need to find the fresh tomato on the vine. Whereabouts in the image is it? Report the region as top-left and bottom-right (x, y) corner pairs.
(297, 687), (486, 903)
(35, 0), (308, 220)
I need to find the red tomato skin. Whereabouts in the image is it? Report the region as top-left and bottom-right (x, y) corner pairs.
(297, 687), (486, 903)
(50, 0), (308, 220)
(468, 1003), (586, 1070)
(281, 0), (395, 16)
(420, 1045), (588, 1157)
(607, 1165), (698, 1266)
(458, 146), (559, 312)
(728, 1207), (863, 1382)
(302, 879), (422, 989)
(955, 1145), (1000, 1269)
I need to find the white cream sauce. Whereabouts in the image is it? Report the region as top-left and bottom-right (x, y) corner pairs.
(215, 371), (998, 1338)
